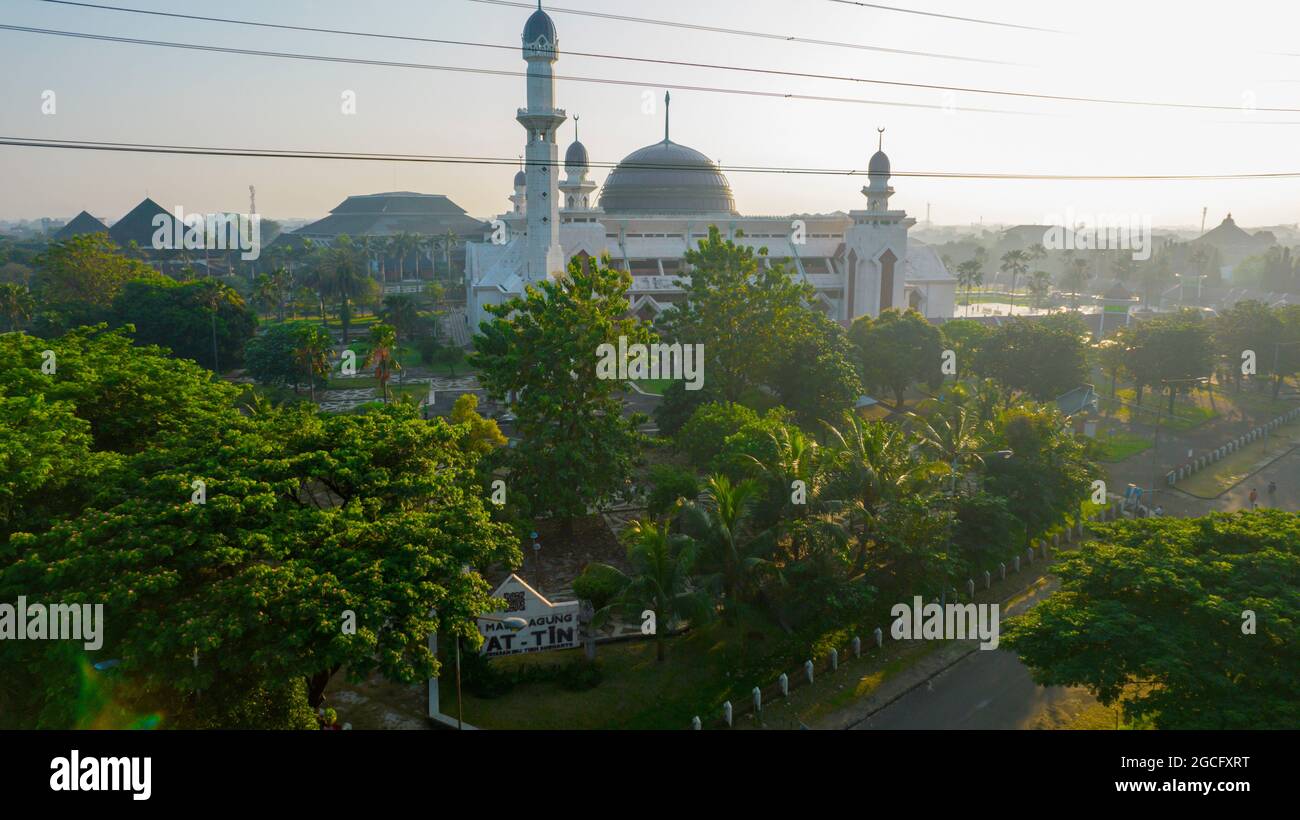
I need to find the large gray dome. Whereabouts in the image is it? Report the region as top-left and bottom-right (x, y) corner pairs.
(599, 139), (737, 215)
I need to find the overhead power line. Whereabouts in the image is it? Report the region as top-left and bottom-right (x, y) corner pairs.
(821, 0), (1062, 33)
(0, 24), (1034, 116)
(37, 0), (1009, 66)
(4, 136), (1299, 182)
(467, 0), (1033, 60)
(6, 21), (1296, 116)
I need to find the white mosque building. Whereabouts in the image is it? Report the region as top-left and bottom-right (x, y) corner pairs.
(466, 2), (957, 330)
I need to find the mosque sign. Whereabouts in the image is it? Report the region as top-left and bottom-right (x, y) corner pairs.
(478, 574), (580, 657)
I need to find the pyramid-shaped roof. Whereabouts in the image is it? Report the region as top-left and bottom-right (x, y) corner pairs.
(53, 211), (109, 240)
(108, 198), (174, 249)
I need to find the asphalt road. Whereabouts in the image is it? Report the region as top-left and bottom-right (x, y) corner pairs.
(852, 646), (1104, 730)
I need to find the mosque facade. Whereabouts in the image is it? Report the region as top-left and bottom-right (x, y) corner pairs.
(466, 3), (957, 329)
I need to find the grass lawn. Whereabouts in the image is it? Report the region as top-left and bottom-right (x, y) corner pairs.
(1102, 388), (1217, 432)
(454, 621), (811, 730)
(632, 378), (673, 396)
(1092, 428), (1151, 462)
(1178, 418), (1300, 498)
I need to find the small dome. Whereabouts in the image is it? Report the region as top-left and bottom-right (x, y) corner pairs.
(599, 139), (737, 215)
(513, 170), (527, 188)
(523, 5), (557, 51)
(869, 150), (890, 176)
(565, 140), (589, 173)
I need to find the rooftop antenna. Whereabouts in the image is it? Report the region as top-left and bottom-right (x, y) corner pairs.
(664, 91), (671, 142)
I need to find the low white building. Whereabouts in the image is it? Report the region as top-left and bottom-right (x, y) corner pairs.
(467, 3), (956, 331)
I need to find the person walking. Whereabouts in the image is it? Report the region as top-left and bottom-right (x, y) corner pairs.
(1248, 487), (1259, 511)
(1267, 480), (1277, 506)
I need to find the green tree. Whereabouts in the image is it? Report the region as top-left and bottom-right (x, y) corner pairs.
(679, 474), (779, 624)
(590, 519), (713, 662)
(471, 255), (652, 529)
(1125, 309), (1215, 412)
(0, 282), (34, 331)
(0, 402), (520, 725)
(850, 308), (944, 409)
(293, 324), (333, 402)
(1004, 511), (1299, 729)
(111, 279), (257, 371)
(973, 316), (1088, 401)
(364, 322), (400, 402)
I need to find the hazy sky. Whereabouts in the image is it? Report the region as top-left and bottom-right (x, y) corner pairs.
(4, 0), (1300, 229)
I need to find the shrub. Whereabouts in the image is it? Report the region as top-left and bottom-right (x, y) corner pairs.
(573, 563), (628, 611)
(646, 464), (700, 518)
(675, 401), (759, 469)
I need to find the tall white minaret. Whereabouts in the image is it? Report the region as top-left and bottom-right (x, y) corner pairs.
(518, 2), (566, 281)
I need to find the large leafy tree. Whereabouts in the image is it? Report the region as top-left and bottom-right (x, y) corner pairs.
(471, 255), (652, 529)
(1124, 309), (1215, 411)
(111, 278), (257, 370)
(32, 233), (163, 311)
(0, 354), (519, 727)
(972, 315), (1089, 402)
(768, 314), (862, 426)
(850, 307), (944, 409)
(1004, 511), (1299, 729)
(658, 226), (841, 406)
(984, 402), (1094, 542)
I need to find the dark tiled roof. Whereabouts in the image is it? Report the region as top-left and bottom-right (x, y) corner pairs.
(54, 211), (109, 240)
(292, 193), (488, 239)
(108, 198), (173, 249)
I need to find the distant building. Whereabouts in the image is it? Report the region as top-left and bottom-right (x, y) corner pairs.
(53, 211), (109, 241)
(466, 4), (957, 330)
(284, 192), (487, 281)
(1194, 212), (1276, 278)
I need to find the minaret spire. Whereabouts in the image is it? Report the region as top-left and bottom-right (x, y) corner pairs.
(664, 91), (671, 142)
(574, 114), (579, 142)
(877, 126), (885, 151)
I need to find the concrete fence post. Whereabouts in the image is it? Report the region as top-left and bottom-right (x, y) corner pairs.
(967, 578), (975, 599)
(851, 636), (861, 658)
(1014, 555), (1021, 573)
(692, 716), (701, 730)
(779, 672), (789, 698)
(830, 649), (839, 672)
(1000, 562), (1007, 581)
(753, 686), (762, 718)
(1027, 546), (1035, 564)
(723, 701), (732, 727)
(984, 570), (991, 590)
(804, 660), (814, 684)
(874, 627), (883, 648)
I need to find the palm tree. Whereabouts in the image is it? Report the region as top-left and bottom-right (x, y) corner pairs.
(293, 324), (332, 402)
(439, 229), (460, 286)
(679, 474), (780, 623)
(252, 273), (277, 319)
(745, 425), (823, 525)
(999, 248), (1031, 304)
(0, 282), (33, 331)
(319, 236), (368, 344)
(1027, 269), (1053, 310)
(955, 258), (983, 316)
(820, 413), (938, 573)
(1061, 257), (1091, 310)
(908, 397), (996, 494)
(380, 293), (421, 341)
(364, 322), (400, 402)
(590, 519), (713, 662)
(391, 232), (417, 282)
